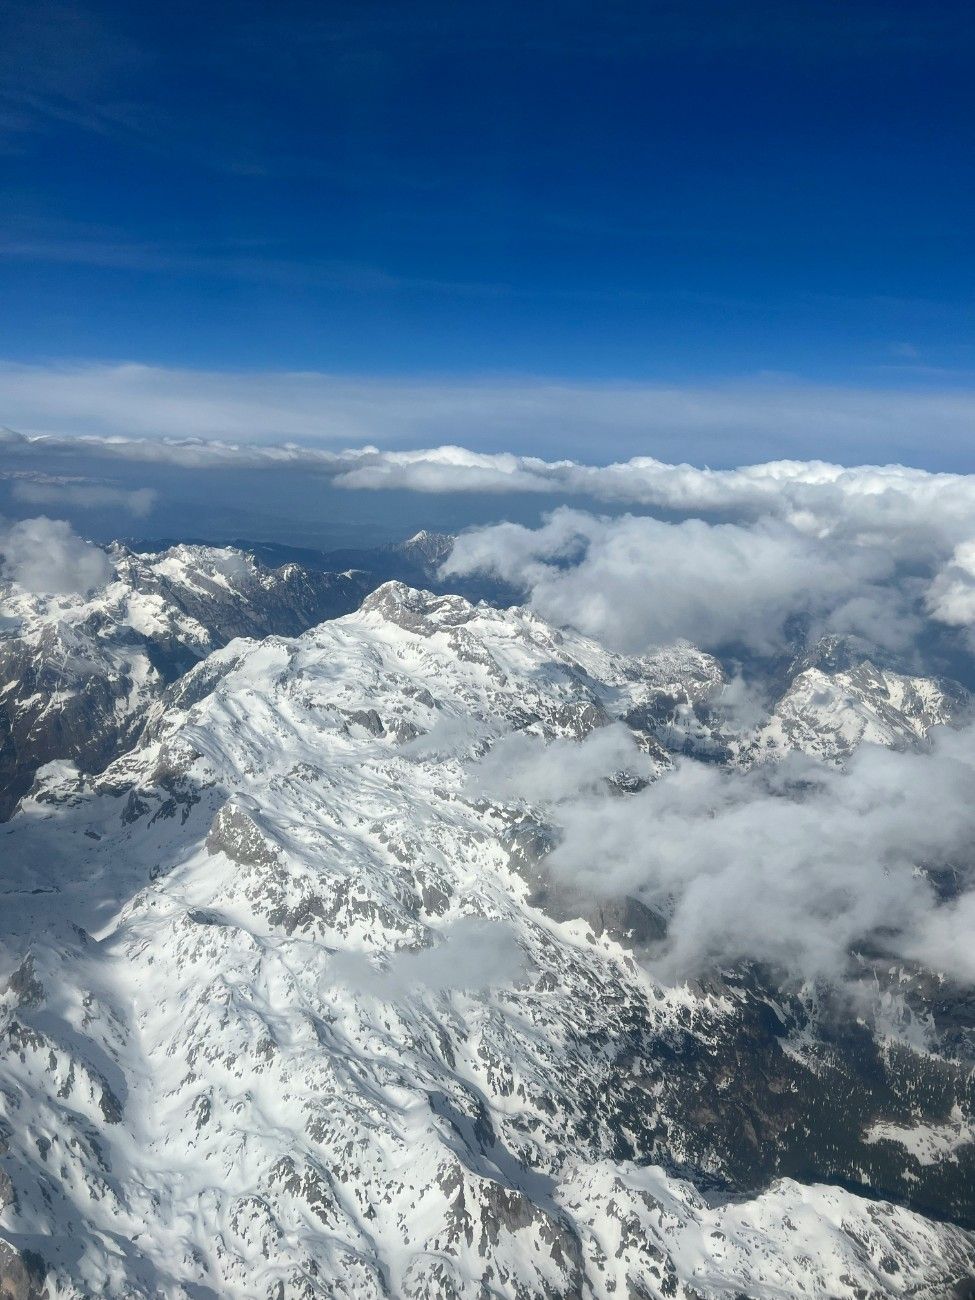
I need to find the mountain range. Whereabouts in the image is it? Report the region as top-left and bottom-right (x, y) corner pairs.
(1, 538), (974, 1298)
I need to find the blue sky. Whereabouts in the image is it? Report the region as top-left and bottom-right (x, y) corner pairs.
(1, 1), (975, 465)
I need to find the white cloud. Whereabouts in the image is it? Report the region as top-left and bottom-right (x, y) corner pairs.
(398, 713), (482, 760)
(0, 516), (113, 594)
(346, 454), (975, 574)
(10, 420), (975, 639)
(11, 480), (157, 516)
(482, 726), (975, 985)
(444, 508), (913, 655)
(925, 540), (975, 629)
(471, 723), (650, 803)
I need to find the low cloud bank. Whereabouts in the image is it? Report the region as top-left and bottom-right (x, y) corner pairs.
(925, 541), (975, 629)
(10, 425), (975, 555)
(0, 516), (113, 594)
(472, 724), (651, 802)
(444, 508), (917, 655)
(475, 725), (975, 986)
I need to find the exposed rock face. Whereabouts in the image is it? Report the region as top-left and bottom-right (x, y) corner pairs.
(0, 1242), (47, 1300)
(1, 583), (973, 1296)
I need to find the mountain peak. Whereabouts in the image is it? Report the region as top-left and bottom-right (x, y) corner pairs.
(358, 580), (478, 631)
(390, 529), (455, 564)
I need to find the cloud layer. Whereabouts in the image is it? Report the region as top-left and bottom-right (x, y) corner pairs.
(12, 427), (975, 648)
(472, 724), (651, 802)
(9, 426), (975, 557)
(4, 361), (975, 466)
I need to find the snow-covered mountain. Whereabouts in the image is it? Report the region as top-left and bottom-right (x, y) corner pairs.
(747, 655), (968, 764)
(136, 531), (458, 589)
(603, 630), (970, 770)
(0, 543), (372, 818)
(2, 583), (973, 1297)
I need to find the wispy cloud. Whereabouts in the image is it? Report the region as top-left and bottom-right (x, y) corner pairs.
(11, 480), (156, 517)
(0, 230), (513, 296)
(330, 917), (525, 1000)
(0, 1), (157, 153)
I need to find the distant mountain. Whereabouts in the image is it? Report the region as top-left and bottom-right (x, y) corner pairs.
(247, 529), (457, 587)
(128, 530), (518, 605)
(124, 530), (454, 579)
(2, 583), (973, 1297)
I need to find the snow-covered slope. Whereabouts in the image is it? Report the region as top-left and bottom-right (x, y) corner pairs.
(1, 584), (973, 1298)
(748, 659), (967, 764)
(0, 543), (370, 818)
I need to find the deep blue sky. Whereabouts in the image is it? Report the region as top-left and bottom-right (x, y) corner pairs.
(2, 0), (974, 385)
